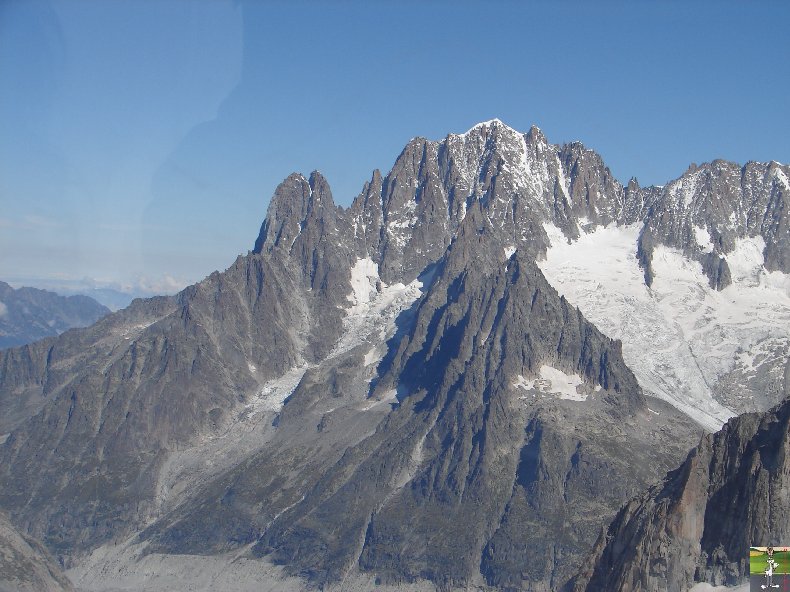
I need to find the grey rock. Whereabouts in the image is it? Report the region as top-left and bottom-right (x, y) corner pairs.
(712, 339), (789, 415)
(344, 119), (642, 287)
(0, 245), (349, 564)
(209, 207), (698, 590)
(0, 511), (75, 592)
(558, 141), (627, 227)
(571, 395), (790, 592)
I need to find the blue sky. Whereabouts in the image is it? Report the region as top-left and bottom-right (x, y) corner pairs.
(1, 0), (788, 297)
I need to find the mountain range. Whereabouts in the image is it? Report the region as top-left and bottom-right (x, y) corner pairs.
(0, 119), (787, 591)
(0, 281), (109, 350)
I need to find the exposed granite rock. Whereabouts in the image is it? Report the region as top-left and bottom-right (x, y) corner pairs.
(0, 239), (350, 565)
(571, 395), (790, 592)
(159, 205), (701, 591)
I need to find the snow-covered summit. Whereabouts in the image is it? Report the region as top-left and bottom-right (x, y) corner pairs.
(461, 117), (510, 135)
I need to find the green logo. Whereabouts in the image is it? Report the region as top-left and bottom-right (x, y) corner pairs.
(750, 547), (790, 590)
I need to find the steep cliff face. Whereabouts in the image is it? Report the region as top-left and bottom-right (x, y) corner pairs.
(0, 216), (350, 561)
(571, 396), (790, 592)
(337, 119), (637, 286)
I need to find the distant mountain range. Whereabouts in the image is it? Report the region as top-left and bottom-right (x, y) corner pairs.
(0, 281), (109, 349)
(0, 119), (787, 591)
(1, 278), (176, 311)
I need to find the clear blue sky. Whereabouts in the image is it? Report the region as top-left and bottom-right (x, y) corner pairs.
(1, 0), (788, 296)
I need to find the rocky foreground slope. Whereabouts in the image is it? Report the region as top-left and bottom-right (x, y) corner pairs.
(571, 395), (790, 592)
(0, 511), (74, 592)
(0, 120), (787, 591)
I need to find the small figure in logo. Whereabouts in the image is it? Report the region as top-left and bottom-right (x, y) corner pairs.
(762, 546), (780, 590)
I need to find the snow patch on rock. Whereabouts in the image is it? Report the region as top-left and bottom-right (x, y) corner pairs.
(725, 235), (765, 285)
(513, 365), (588, 401)
(694, 226), (714, 253)
(773, 167), (789, 190)
(542, 221), (569, 248)
(461, 118), (507, 136)
(669, 168), (704, 209)
(339, 257), (428, 370)
(347, 257), (380, 309)
(250, 366), (308, 414)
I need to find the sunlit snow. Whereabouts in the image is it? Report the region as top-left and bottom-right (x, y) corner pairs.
(513, 365), (592, 401)
(460, 118), (506, 137)
(773, 167), (789, 190)
(694, 226), (713, 253)
(538, 224), (790, 431)
(341, 257), (426, 369)
(347, 257), (380, 309)
(669, 169), (703, 208)
(725, 235), (766, 285)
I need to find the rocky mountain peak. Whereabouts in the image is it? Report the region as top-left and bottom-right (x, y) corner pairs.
(252, 122), (633, 288)
(254, 120), (787, 300)
(558, 140), (626, 227)
(253, 172), (311, 253)
(459, 117), (510, 135)
(253, 170), (338, 256)
(526, 123), (546, 143)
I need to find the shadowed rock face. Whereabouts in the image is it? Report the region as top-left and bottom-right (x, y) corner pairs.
(0, 281), (109, 350)
(344, 217), (693, 590)
(0, 120), (786, 590)
(0, 512), (75, 592)
(571, 396), (790, 592)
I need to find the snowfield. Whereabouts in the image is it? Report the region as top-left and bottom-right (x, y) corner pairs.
(538, 224), (790, 431)
(340, 256), (426, 366)
(513, 365), (598, 401)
